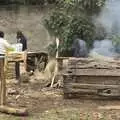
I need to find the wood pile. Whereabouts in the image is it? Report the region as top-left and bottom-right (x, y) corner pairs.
(26, 52), (48, 72)
(63, 57), (120, 99)
(6, 63), (16, 79)
(5, 52), (25, 79)
(7, 52), (25, 62)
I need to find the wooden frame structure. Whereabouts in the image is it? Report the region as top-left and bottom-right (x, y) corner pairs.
(0, 52), (28, 115)
(63, 58), (120, 99)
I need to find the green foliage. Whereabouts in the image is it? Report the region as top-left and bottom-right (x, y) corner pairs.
(45, 0), (106, 56)
(78, 0), (105, 14)
(0, 0), (58, 5)
(45, 11), (95, 56)
(55, 0), (105, 15)
(112, 35), (120, 53)
(47, 42), (56, 57)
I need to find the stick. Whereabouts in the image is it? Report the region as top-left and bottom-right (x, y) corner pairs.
(51, 38), (59, 87)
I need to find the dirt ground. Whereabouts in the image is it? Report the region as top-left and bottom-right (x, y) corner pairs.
(0, 77), (119, 120)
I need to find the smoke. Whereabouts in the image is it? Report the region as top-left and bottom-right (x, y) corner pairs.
(96, 0), (120, 34)
(91, 0), (120, 57)
(90, 39), (116, 57)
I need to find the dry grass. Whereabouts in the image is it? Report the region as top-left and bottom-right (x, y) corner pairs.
(34, 59), (56, 81)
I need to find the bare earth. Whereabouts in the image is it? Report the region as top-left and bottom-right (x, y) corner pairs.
(0, 78), (119, 120)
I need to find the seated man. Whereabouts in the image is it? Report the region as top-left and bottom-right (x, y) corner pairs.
(71, 38), (88, 57)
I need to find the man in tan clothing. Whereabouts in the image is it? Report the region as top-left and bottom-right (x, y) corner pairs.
(0, 31), (13, 105)
(0, 31), (13, 79)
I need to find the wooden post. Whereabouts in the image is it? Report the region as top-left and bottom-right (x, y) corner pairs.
(0, 58), (6, 105)
(23, 51), (27, 72)
(0, 53), (28, 116)
(51, 38), (59, 87)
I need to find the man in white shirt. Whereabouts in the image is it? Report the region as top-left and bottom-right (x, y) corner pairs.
(0, 31), (13, 76)
(15, 31), (27, 82)
(0, 31), (12, 56)
(0, 31), (13, 105)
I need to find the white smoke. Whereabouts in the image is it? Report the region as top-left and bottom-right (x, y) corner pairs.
(96, 0), (120, 34)
(91, 39), (116, 57)
(91, 0), (120, 57)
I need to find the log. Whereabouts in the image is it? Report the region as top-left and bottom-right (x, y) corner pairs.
(0, 105), (28, 116)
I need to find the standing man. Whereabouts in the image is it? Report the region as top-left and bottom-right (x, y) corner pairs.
(0, 31), (13, 56)
(15, 31), (27, 82)
(0, 31), (13, 105)
(16, 31), (27, 51)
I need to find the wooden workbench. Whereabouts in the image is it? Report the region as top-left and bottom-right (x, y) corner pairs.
(7, 51), (26, 62)
(6, 52), (27, 79)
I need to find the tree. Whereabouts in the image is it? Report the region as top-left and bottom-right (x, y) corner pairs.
(45, 0), (106, 57)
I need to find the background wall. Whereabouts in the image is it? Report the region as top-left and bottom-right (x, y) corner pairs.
(0, 5), (53, 52)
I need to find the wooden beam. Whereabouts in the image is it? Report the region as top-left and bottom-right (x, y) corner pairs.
(98, 106), (120, 110)
(0, 106), (28, 116)
(0, 59), (6, 105)
(66, 83), (120, 89)
(66, 69), (120, 76)
(64, 88), (97, 95)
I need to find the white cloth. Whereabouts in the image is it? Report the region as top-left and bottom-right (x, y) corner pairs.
(0, 38), (11, 54)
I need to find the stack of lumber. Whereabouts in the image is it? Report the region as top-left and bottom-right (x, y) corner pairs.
(7, 52), (25, 62)
(5, 52), (25, 79)
(6, 63), (16, 79)
(63, 57), (120, 99)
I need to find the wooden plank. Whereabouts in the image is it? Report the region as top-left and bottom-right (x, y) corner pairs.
(64, 87), (120, 97)
(64, 88), (120, 97)
(57, 57), (69, 60)
(98, 92), (120, 97)
(63, 74), (120, 84)
(64, 88), (97, 95)
(65, 83), (120, 89)
(68, 57), (120, 63)
(0, 59), (6, 105)
(68, 65), (120, 69)
(98, 106), (120, 110)
(66, 69), (120, 76)
(7, 52), (25, 61)
(0, 106), (28, 116)
(64, 93), (120, 99)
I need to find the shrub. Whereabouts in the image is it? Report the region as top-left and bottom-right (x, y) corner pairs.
(45, 0), (106, 57)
